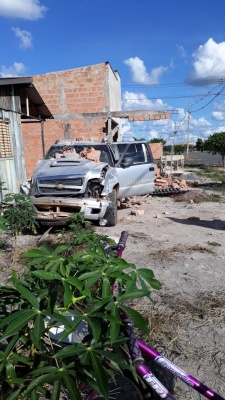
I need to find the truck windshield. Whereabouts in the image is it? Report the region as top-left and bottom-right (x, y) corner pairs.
(45, 143), (114, 166)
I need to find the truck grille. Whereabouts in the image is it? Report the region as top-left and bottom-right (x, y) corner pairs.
(37, 178), (83, 194)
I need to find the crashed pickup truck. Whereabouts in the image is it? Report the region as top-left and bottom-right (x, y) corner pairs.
(29, 140), (155, 226)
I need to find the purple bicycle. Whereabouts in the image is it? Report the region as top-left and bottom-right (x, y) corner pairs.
(100, 230), (225, 400)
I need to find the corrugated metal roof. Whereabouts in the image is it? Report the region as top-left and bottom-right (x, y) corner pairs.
(0, 76), (53, 120)
(0, 77), (33, 86)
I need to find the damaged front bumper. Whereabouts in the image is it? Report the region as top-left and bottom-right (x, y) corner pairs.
(30, 196), (110, 225)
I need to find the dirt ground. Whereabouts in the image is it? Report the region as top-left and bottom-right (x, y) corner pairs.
(94, 173), (225, 399)
(0, 170), (225, 399)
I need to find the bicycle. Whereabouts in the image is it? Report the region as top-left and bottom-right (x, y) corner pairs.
(46, 230), (225, 400)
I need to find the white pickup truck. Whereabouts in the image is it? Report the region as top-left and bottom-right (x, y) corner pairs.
(29, 140), (155, 226)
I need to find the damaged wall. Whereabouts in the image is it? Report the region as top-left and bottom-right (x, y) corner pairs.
(22, 62), (121, 178)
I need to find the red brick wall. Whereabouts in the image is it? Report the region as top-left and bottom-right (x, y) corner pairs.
(22, 63), (110, 178)
(150, 142), (163, 160)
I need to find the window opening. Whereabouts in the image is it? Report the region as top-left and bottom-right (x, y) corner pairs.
(0, 121), (13, 158)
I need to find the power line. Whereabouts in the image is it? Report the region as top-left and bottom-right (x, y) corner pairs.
(121, 77), (225, 88)
(191, 85), (225, 113)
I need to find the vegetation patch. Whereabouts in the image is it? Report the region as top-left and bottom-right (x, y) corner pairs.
(173, 189), (222, 203)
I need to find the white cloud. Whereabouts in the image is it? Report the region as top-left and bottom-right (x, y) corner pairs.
(122, 91), (171, 111)
(176, 44), (187, 59)
(188, 38), (225, 83)
(212, 100), (225, 121)
(0, 62), (26, 77)
(124, 57), (168, 84)
(12, 27), (33, 49)
(0, 0), (47, 20)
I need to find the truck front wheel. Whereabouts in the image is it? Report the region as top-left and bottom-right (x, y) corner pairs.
(104, 189), (117, 226)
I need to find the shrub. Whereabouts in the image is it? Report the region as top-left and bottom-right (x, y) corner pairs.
(0, 215), (161, 399)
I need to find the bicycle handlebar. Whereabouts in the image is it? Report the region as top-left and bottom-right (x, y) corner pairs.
(118, 231), (129, 248)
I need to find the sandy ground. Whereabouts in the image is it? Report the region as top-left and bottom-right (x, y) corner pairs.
(94, 179), (225, 399)
(0, 172), (225, 399)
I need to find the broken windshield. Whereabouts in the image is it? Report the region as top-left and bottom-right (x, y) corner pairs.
(45, 143), (114, 166)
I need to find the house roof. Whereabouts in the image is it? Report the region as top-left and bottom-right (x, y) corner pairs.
(0, 76), (53, 121)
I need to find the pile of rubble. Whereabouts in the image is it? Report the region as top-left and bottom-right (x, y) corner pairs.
(152, 174), (199, 196)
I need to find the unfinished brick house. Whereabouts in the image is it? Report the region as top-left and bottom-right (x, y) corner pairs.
(22, 61), (171, 179)
(22, 62), (122, 178)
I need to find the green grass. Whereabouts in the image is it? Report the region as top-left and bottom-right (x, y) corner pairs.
(197, 167), (225, 182)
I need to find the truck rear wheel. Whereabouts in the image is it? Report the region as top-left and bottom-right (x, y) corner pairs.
(104, 189), (117, 226)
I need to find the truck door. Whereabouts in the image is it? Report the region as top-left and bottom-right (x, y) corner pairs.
(111, 142), (155, 198)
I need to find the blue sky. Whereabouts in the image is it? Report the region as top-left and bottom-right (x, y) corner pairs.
(1, 0), (225, 145)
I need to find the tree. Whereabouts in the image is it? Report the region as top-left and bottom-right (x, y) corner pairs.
(150, 138), (167, 145)
(195, 137), (204, 151)
(174, 144), (185, 154)
(196, 132), (225, 168)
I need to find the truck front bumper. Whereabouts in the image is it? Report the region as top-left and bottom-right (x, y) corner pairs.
(31, 196), (110, 225)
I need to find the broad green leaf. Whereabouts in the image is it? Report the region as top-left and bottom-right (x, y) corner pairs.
(4, 388), (22, 400)
(0, 309), (29, 330)
(102, 277), (111, 298)
(95, 244), (107, 258)
(0, 309), (37, 340)
(9, 353), (33, 366)
(110, 304), (121, 342)
(31, 390), (39, 400)
(88, 297), (112, 313)
(108, 257), (131, 268)
(23, 371), (66, 397)
(65, 276), (83, 291)
(3, 334), (19, 359)
(90, 352), (109, 399)
(31, 270), (62, 280)
(79, 270), (102, 281)
(53, 343), (87, 359)
(30, 366), (61, 376)
(33, 313), (45, 348)
(53, 245), (69, 255)
(0, 222), (9, 232)
(86, 249), (106, 260)
(50, 380), (61, 400)
(118, 289), (150, 302)
(21, 245), (52, 258)
(6, 360), (17, 383)
(86, 316), (101, 342)
(0, 216), (9, 224)
(15, 284), (39, 309)
(136, 268), (161, 289)
(146, 277), (161, 290)
(120, 304), (149, 334)
(63, 280), (73, 308)
(63, 373), (82, 400)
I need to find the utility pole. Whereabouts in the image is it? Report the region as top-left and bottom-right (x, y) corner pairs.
(171, 123), (177, 175)
(187, 103), (191, 156)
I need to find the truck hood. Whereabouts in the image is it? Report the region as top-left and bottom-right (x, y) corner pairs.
(32, 158), (109, 180)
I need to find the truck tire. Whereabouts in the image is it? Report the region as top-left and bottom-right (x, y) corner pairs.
(104, 189), (117, 226)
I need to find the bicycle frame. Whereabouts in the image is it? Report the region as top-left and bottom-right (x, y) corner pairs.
(114, 231), (225, 400)
(136, 340), (225, 400)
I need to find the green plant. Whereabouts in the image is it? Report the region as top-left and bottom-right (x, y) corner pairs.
(0, 193), (39, 236)
(0, 215), (161, 399)
(195, 132), (225, 168)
